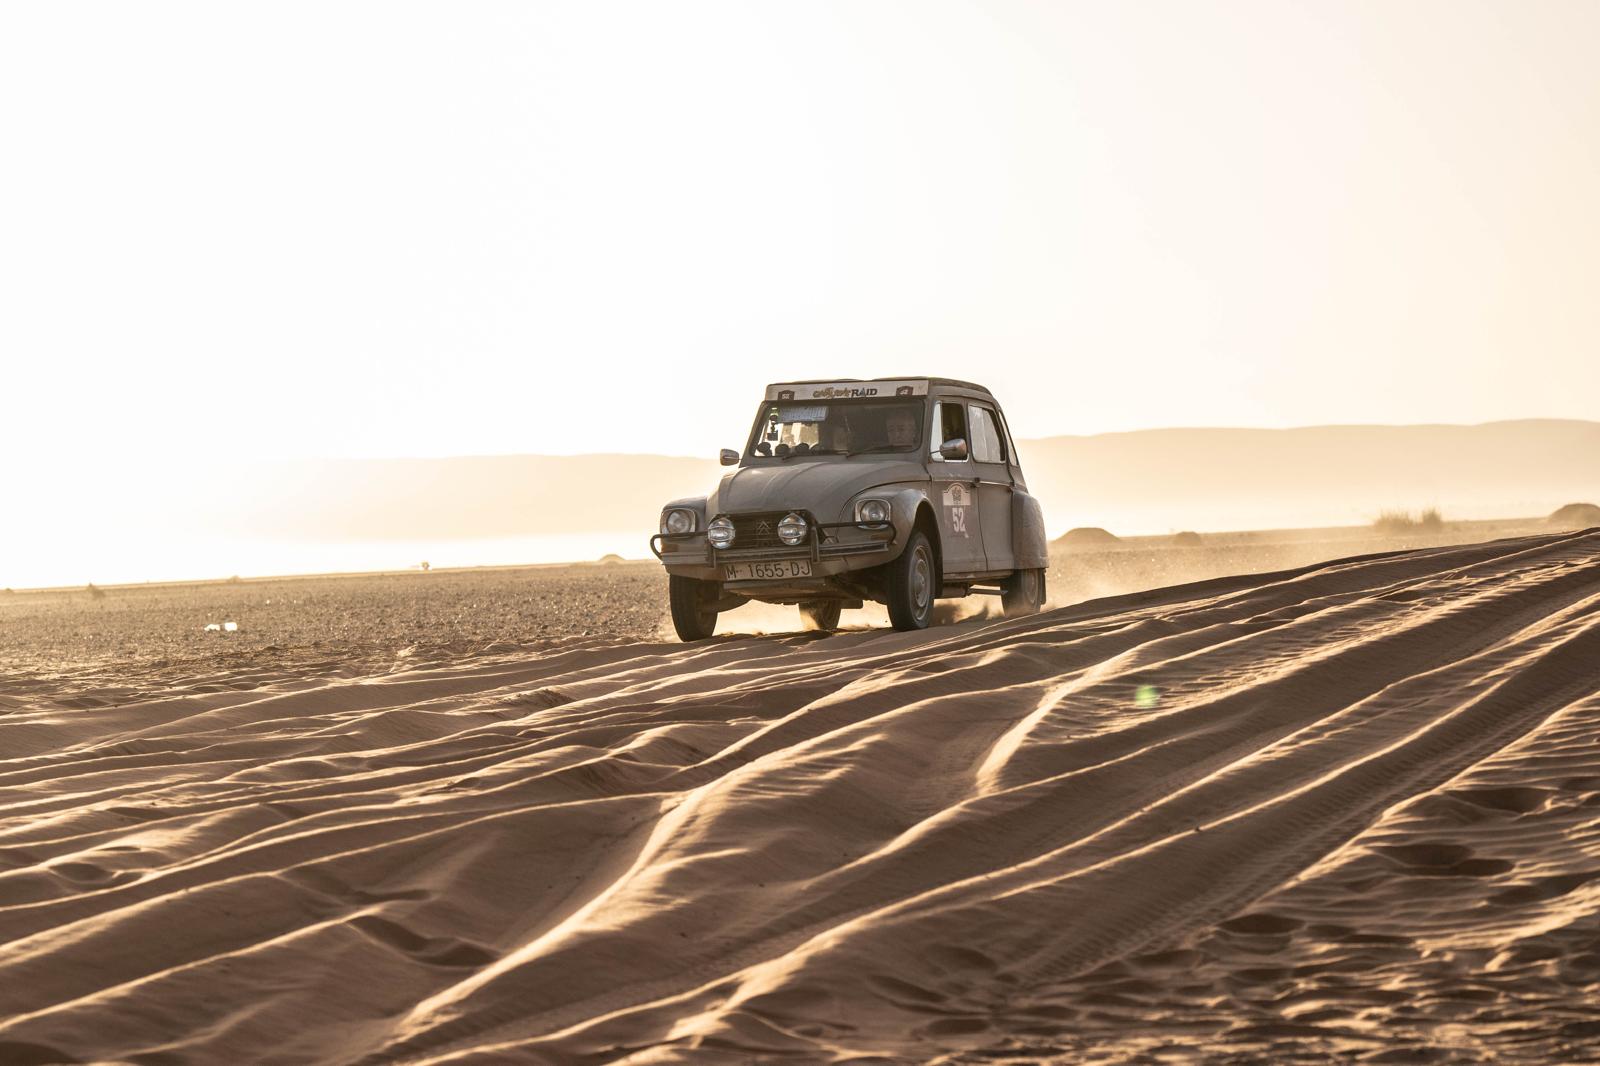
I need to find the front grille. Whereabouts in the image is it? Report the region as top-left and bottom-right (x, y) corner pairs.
(729, 511), (793, 550)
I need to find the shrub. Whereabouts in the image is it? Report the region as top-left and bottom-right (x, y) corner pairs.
(1374, 510), (1414, 534)
(1374, 508), (1446, 535)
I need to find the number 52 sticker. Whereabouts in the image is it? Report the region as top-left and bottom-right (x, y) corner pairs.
(941, 483), (972, 537)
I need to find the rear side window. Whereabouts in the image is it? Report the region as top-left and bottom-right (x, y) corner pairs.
(969, 405), (1006, 463)
(994, 408), (1019, 465)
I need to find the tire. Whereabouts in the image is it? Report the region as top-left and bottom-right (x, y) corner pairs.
(887, 530), (938, 631)
(1002, 567), (1045, 617)
(669, 575), (719, 641)
(799, 600), (842, 632)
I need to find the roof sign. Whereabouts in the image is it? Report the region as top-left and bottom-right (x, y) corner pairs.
(765, 380), (928, 401)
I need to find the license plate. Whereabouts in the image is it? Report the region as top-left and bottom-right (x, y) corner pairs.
(723, 559), (813, 581)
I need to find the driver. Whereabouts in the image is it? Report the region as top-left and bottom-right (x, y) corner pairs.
(885, 406), (918, 450)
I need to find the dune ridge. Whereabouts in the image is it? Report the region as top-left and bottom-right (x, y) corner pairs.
(3, 529), (1600, 1063)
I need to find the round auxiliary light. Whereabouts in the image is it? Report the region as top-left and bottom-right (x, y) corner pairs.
(858, 499), (891, 525)
(777, 512), (808, 546)
(662, 509), (695, 535)
(707, 515), (736, 550)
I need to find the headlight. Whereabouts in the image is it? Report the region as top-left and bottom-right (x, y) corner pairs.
(707, 515), (735, 549)
(777, 512), (808, 546)
(661, 508), (696, 535)
(855, 498), (892, 525)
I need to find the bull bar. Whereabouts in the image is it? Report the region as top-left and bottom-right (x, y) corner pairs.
(649, 514), (897, 566)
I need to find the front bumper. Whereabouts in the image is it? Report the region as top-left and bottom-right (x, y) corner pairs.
(651, 519), (897, 582)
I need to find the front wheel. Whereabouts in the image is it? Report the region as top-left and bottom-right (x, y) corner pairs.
(1002, 567), (1045, 617)
(887, 530), (938, 631)
(799, 600), (843, 632)
(669, 575), (719, 641)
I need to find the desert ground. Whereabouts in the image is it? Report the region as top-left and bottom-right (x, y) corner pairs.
(3, 520), (1600, 1063)
(2, 515), (1564, 690)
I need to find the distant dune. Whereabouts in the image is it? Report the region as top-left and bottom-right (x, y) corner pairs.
(4, 529), (1599, 1062)
(1056, 526), (1122, 547)
(1550, 502), (1600, 528)
(174, 419), (1600, 544)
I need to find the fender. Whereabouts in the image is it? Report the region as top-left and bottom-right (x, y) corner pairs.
(1011, 489), (1049, 569)
(841, 485), (931, 562)
(661, 496), (708, 522)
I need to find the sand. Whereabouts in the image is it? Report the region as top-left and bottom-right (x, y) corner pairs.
(3, 528), (1600, 1063)
(2, 516), (1552, 689)
(0, 564), (673, 698)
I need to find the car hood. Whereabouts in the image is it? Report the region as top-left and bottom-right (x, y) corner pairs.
(710, 458), (928, 519)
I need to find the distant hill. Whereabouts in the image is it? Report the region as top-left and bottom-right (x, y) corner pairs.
(184, 420), (1600, 542)
(195, 454), (723, 540)
(1017, 419), (1600, 534)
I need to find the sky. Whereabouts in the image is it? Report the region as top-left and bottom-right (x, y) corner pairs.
(3, 1), (1598, 584)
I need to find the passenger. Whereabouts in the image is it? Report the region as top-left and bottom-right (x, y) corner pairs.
(885, 407), (919, 450)
(824, 419), (853, 452)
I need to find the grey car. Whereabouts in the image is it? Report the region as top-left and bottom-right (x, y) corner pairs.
(650, 377), (1049, 640)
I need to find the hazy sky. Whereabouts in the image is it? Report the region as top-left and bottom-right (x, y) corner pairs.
(5, 0), (1598, 476)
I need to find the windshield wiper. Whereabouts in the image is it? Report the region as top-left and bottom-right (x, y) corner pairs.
(845, 444), (909, 457)
(779, 447), (842, 461)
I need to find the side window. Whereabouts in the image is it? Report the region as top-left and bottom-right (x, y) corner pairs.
(970, 405), (1005, 463)
(931, 401), (970, 460)
(994, 408), (1018, 466)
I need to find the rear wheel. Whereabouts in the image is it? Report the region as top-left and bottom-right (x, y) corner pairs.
(1002, 568), (1045, 617)
(887, 530), (938, 631)
(799, 600), (842, 632)
(669, 575), (719, 641)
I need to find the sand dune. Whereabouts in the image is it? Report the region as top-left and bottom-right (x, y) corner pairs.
(3, 529), (1600, 1063)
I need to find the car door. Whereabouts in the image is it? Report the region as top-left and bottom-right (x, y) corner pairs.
(968, 402), (1015, 573)
(927, 399), (986, 575)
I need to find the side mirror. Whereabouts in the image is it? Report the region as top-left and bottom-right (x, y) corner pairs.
(939, 438), (969, 461)
(720, 448), (740, 466)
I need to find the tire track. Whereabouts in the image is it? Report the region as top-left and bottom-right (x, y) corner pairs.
(0, 530), (1595, 1065)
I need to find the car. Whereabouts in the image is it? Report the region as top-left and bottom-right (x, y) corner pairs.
(650, 377), (1049, 640)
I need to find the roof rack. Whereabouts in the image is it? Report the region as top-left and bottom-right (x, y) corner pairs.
(765, 377), (992, 394)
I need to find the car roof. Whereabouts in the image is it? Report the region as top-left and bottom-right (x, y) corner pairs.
(764, 377), (994, 395)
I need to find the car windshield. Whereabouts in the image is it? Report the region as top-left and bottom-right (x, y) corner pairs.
(749, 400), (925, 459)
